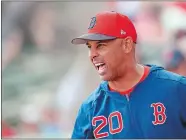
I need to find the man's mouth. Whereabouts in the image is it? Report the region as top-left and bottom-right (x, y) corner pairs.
(95, 63), (105, 70)
(94, 63), (107, 75)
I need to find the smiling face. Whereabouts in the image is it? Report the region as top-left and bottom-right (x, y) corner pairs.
(86, 37), (134, 81)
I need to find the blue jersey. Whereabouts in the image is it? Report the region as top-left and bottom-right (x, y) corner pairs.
(71, 65), (186, 139)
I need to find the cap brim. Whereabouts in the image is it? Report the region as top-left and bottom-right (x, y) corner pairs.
(71, 33), (116, 45)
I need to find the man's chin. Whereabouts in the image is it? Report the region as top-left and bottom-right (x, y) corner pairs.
(99, 74), (111, 81)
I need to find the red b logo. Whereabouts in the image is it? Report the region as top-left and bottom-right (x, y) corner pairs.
(151, 102), (167, 125)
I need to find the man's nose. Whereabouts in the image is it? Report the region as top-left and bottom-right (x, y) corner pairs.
(89, 47), (99, 60)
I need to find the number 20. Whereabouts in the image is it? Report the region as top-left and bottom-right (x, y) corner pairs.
(92, 111), (123, 139)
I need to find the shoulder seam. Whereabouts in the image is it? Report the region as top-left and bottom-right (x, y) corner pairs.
(156, 75), (186, 85)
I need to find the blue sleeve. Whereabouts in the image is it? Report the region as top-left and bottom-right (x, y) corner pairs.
(71, 103), (94, 139)
(178, 76), (186, 123)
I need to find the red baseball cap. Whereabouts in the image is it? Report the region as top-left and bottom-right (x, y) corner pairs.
(71, 11), (137, 44)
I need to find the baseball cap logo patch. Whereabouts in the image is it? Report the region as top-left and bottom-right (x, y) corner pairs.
(88, 17), (96, 29)
(121, 29), (126, 35)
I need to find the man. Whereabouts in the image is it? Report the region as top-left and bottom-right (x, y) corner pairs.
(70, 11), (186, 139)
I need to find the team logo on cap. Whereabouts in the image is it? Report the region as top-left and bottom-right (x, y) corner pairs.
(88, 17), (96, 29)
(121, 29), (126, 35)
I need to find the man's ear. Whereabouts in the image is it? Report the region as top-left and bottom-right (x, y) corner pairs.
(121, 37), (133, 54)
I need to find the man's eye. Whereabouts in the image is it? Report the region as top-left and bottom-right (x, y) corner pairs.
(97, 44), (105, 48)
(87, 45), (91, 49)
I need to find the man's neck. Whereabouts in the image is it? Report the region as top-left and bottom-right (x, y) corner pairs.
(108, 64), (144, 92)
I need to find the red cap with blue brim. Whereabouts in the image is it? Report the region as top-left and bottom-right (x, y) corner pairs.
(71, 11), (137, 45)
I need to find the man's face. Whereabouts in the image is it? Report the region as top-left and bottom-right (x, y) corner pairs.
(86, 38), (131, 81)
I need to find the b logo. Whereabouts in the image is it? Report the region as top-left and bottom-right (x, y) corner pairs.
(151, 102), (167, 125)
(88, 17), (96, 29)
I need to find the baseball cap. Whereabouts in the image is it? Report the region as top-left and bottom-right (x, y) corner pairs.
(71, 11), (137, 44)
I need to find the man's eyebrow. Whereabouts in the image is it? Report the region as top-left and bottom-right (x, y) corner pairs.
(86, 41), (101, 46)
(86, 42), (89, 46)
(86, 40), (110, 46)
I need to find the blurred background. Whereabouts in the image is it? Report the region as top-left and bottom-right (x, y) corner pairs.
(1, 1), (186, 138)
